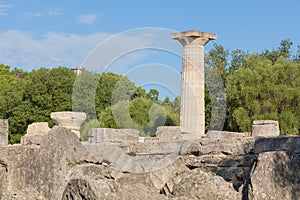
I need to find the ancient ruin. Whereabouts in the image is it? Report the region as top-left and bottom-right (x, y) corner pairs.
(172, 30), (216, 139)
(0, 30), (299, 200)
(1, 120), (299, 199)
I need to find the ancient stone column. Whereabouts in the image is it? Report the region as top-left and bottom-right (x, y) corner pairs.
(172, 30), (216, 139)
(0, 119), (8, 146)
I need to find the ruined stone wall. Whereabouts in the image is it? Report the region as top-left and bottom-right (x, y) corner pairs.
(0, 125), (300, 199)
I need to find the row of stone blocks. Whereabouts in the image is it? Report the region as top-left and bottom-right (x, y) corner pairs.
(87, 120), (280, 145)
(88, 126), (182, 144)
(0, 112), (281, 146)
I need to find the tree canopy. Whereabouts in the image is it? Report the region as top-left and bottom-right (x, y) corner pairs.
(207, 40), (300, 135)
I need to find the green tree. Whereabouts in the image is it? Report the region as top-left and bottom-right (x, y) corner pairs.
(129, 97), (154, 128)
(146, 89), (159, 102)
(262, 39), (293, 62)
(144, 104), (166, 136)
(95, 72), (136, 120)
(48, 67), (76, 111)
(205, 44), (229, 82)
(293, 45), (300, 63)
(164, 105), (180, 126)
(72, 69), (98, 119)
(165, 96), (180, 126)
(0, 66), (28, 143)
(99, 105), (119, 128)
(8, 67), (76, 143)
(226, 53), (299, 134)
(205, 44), (228, 131)
(131, 86), (146, 99)
(229, 49), (248, 73)
(0, 67), (26, 119)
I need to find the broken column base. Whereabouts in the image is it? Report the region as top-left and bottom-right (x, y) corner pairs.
(251, 120), (280, 137)
(50, 112), (86, 139)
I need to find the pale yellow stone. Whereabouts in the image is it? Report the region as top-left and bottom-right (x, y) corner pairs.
(172, 30), (216, 139)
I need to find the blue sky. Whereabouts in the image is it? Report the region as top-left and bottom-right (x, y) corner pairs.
(1, 0), (300, 98)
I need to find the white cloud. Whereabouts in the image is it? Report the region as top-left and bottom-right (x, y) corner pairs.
(0, 28), (182, 75)
(0, 28), (185, 101)
(22, 9), (62, 18)
(0, 30), (111, 69)
(34, 12), (42, 17)
(23, 11), (43, 18)
(0, 4), (12, 16)
(48, 8), (62, 16)
(82, 28), (182, 73)
(77, 14), (99, 25)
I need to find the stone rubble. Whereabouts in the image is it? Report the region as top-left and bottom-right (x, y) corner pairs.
(1, 122), (299, 199)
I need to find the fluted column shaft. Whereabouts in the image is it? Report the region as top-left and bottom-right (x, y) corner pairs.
(172, 30), (216, 139)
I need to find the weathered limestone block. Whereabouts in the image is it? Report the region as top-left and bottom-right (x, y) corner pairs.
(116, 173), (167, 200)
(207, 130), (251, 141)
(64, 160), (187, 199)
(21, 122), (50, 145)
(149, 159), (189, 190)
(51, 111), (86, 138)
(170, 168), (240, 199)
(251, 120), (280, 137)
(241, 151), (300, 199)
(26, 122), (50, 136)
(253, 136), (300, 154)
(40, 126), (97, 162)
(0, 119), (8, 146)
(215, 154), (258, 190)
(118, 141), (156, 154)
(112, 160), (188, 199)
(62, 178), (118, 200)
(88, 128), (139, 143)
(0, 145), (67, 200)
(118, 140), (192, 155)
(197, 137), (251, 155)
(144, 137), (160, 142)
(1, 186), (46, 200)
(156, 126), (181, 140)
(84, 139), (189, 173)
(83, 142), (132, 171)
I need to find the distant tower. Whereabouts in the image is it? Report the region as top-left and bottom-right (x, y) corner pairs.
(172, 30), (216, 139)
(71, 67), (82, 76)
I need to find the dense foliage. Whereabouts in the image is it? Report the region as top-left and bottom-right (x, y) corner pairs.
(207, 39), (299, 134)
(0, 66), (179, 143)
(0, 39), (299, 143)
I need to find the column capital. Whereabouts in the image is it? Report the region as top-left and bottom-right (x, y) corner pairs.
(171, 30), (217, 47)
